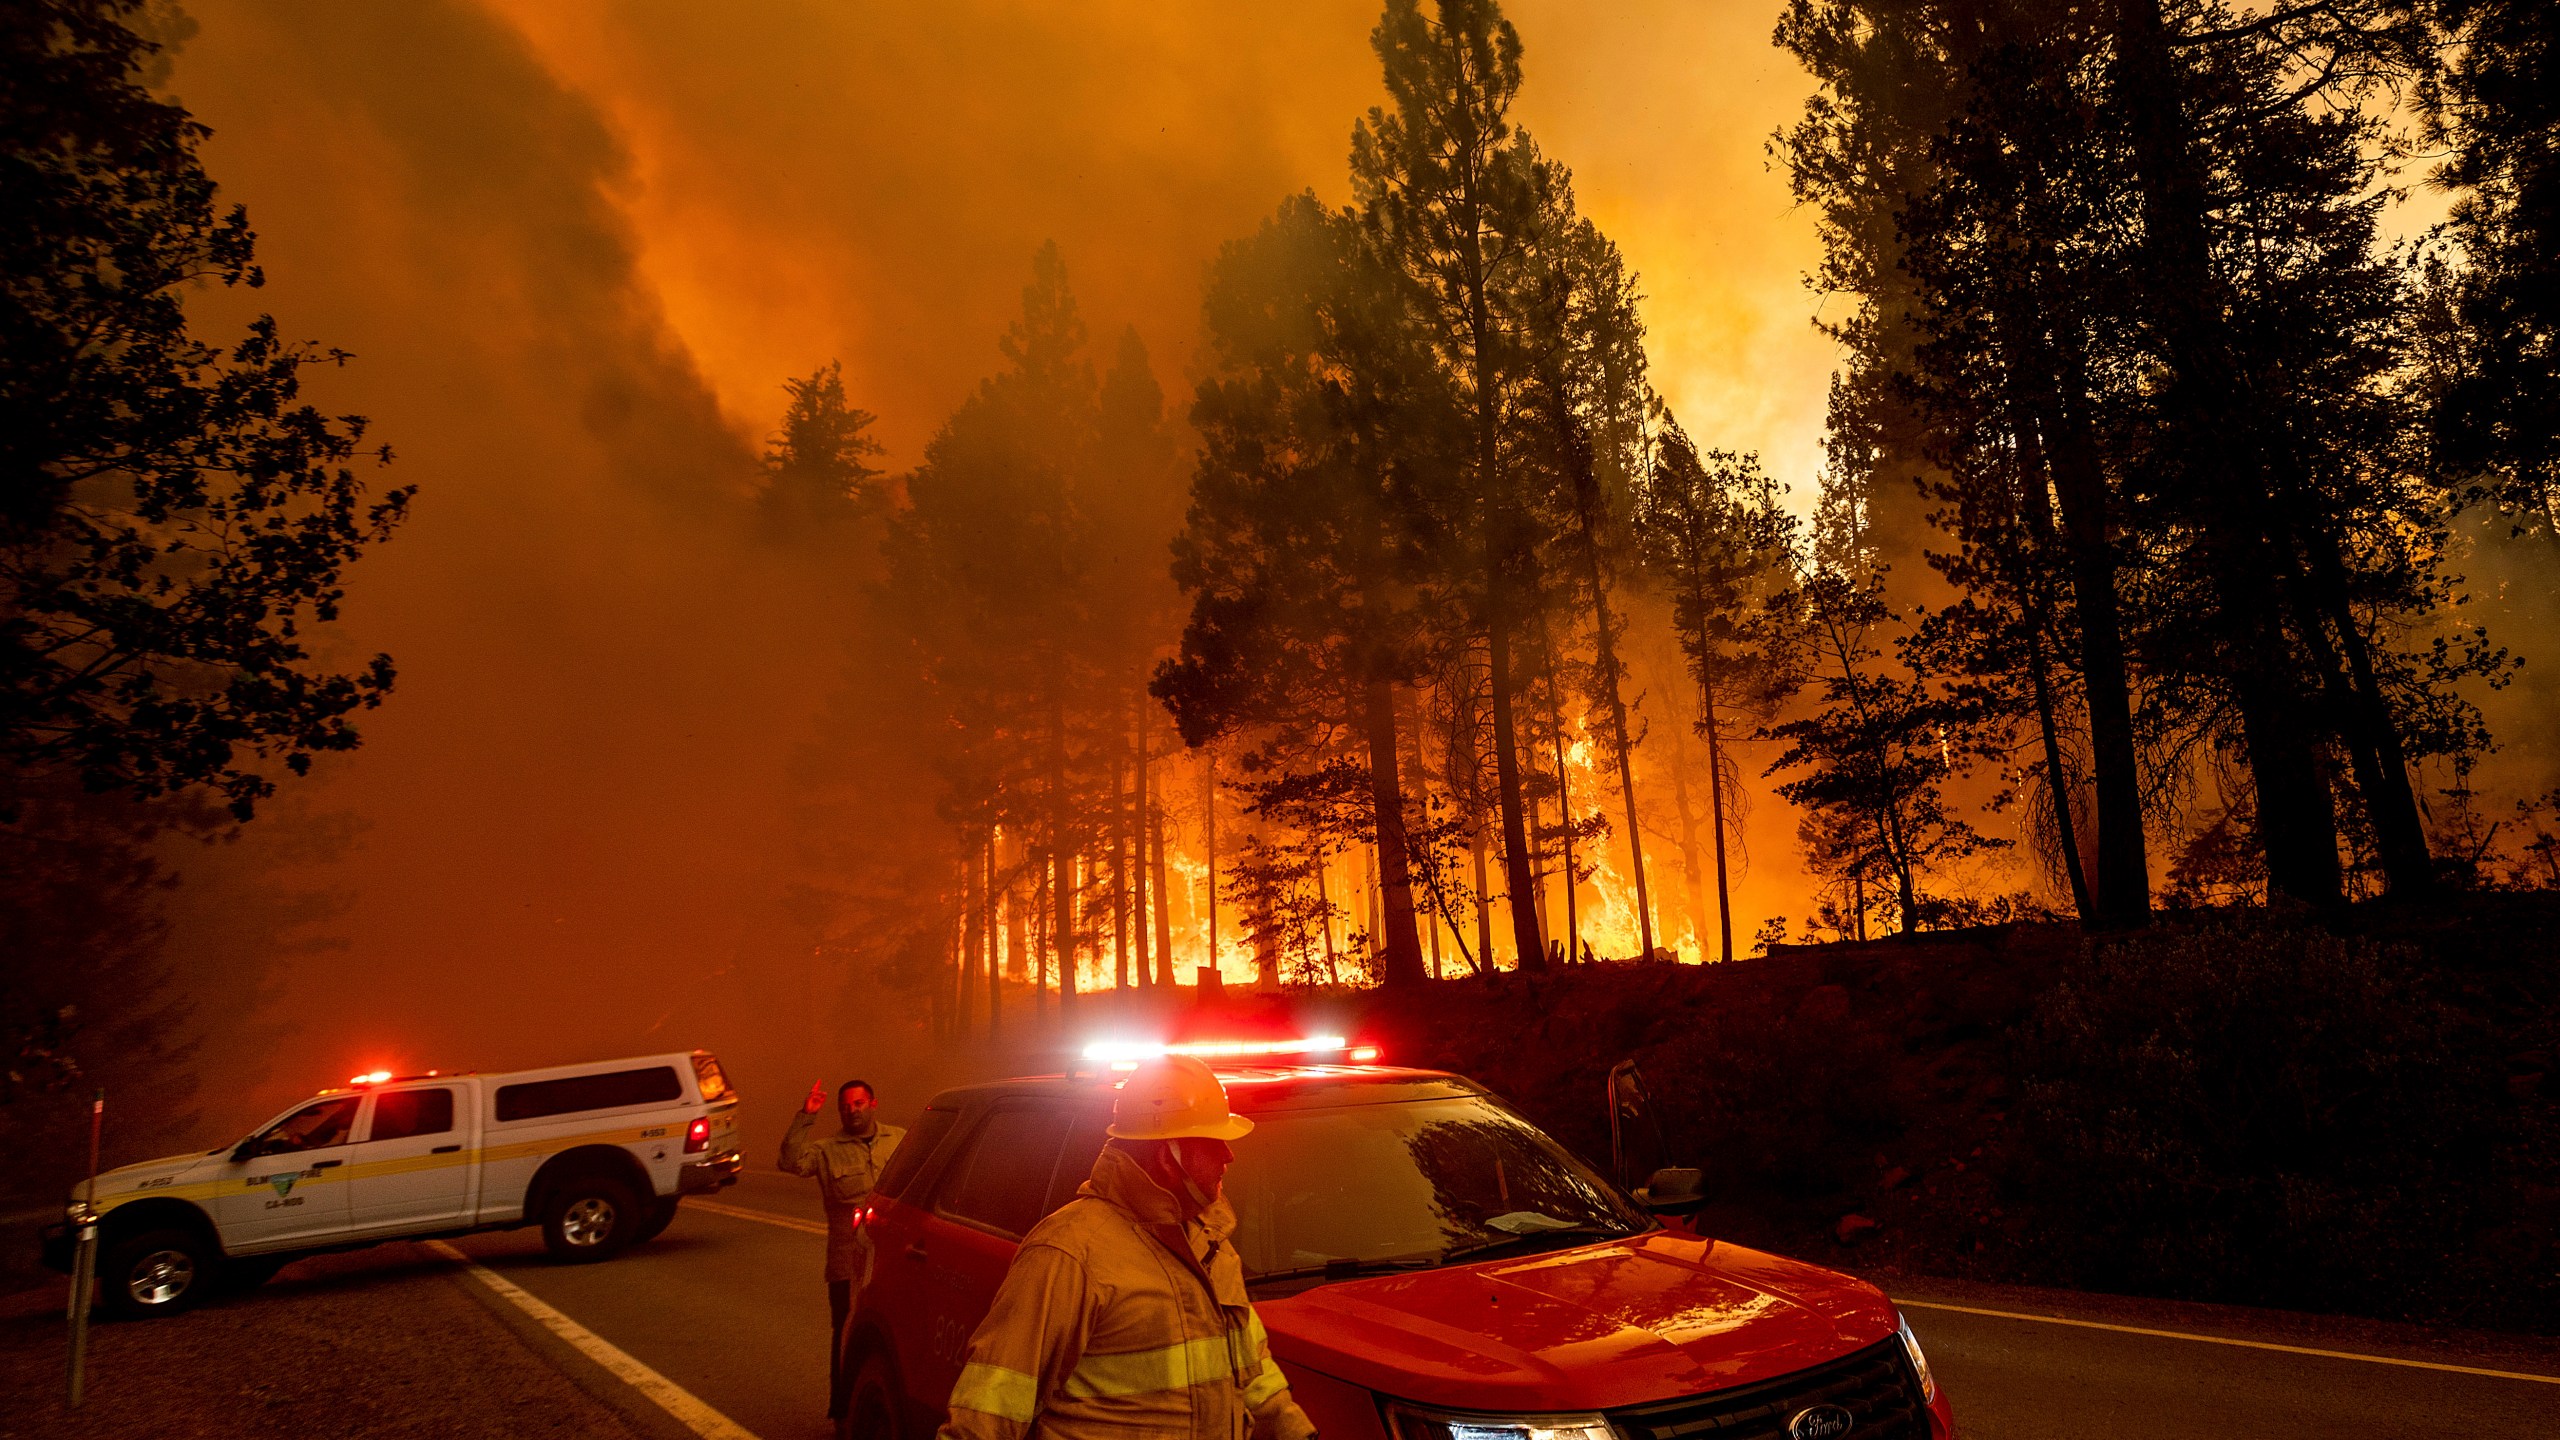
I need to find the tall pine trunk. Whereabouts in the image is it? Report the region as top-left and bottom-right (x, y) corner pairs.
(2111, 0), (2339, 905)
(1398, 685), (1445, 980)
(1204, 754), (1219, 978)
(958, 832), (982, 1036)
(2303, 529), (2432, 893)
(1110, 726), (1129, 990)
(1149, 754), (1173, 985)
(2006, 295), (2148, 925)
(1683, 598), (1737, 963)
(1548, 711), (1577, 962)
(985, 834), (1001, 1036)
(1361, 677), (1429, 985)
(1560, 411), (1655, 961)
(1047, 681), (1078, 1012)
(1664, 714), (1713, 960)
(1133, 699), (1155, 987)
(1486, 619), (1545, 967)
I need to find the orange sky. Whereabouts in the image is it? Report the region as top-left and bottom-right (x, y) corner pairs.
(470, 0), (1841, 490)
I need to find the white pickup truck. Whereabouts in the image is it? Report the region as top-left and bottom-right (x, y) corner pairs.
(44, 1050), (743, 1318)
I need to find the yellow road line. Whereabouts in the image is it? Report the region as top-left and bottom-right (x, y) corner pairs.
(1897, 1299), (2560, 1386)
(686, 1199), (830, 1237)
(425, 1240), (764, 1439)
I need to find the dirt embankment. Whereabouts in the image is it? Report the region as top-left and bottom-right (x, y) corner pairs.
(1348, 894), (2560, 1334)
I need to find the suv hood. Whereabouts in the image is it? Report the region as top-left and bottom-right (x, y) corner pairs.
(1261, 1231), (1898, 1412)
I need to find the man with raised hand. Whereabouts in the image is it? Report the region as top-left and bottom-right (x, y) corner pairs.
(782, 1078), (904, 1418)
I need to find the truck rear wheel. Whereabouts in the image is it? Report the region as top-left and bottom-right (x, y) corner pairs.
(541, 1174), (639, 1262)
(101, 1227), (215, 1320)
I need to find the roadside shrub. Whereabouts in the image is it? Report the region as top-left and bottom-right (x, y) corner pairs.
(2013, 918), (2553, 1325)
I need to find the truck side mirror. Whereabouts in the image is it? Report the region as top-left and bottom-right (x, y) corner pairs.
(1635, 1166), (1706, 1217)
(230, 1137), (259, 1164)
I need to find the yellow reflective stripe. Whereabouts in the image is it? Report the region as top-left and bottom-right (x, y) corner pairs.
(1065, 1334), (1243, 1399)
(952, 1363), (1040, 1421)
(1244, 1358), (1289, 1409)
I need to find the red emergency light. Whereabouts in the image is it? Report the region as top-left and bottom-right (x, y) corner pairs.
(1080, 1036), (1383, 1067)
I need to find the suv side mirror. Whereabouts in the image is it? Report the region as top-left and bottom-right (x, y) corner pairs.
(1635, 1166), (1706, 1216)
(1606, 1059), (1669, 1190)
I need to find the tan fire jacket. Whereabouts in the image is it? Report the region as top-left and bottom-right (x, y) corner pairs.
(936, 1145), (1316, 1440)
(779, 1111), (905, 1282)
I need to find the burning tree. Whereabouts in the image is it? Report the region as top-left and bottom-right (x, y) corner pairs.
(1155, 194), (1444, 986)
(1634, 429), (1798, 960)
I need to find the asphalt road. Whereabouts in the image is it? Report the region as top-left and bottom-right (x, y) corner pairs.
(447, 1169), (841, 1440)
(448, 1172), (2560, 1440)
(1901, 1298), (2558, 1439)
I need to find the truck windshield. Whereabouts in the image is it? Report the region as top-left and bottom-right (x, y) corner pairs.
(1225, 1094), (1649, 1283)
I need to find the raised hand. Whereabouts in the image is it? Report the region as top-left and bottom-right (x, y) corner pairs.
(803, 1080), (826, 1115)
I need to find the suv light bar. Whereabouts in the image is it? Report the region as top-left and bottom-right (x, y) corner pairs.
(1080, 1037), (1382, 1066)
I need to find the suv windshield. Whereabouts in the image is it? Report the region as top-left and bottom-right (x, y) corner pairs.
(1225, 1093), (1649, 1283)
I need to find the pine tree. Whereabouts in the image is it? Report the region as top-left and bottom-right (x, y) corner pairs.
(2422, 0), (2560, 543)
(1, 0), (412, 820)
(757, 361), (884, 539)
(1155, 195), (1441, 986)
(1351, 0), (1556, 968)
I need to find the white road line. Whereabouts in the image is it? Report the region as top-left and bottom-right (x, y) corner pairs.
(424, 1239), (764, 1439)
(686, 1199), (830, 1236)
(1898, 1299), (2560, 1386)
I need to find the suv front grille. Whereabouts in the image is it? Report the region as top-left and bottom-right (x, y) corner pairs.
(1607, 1335), (1928, 1440)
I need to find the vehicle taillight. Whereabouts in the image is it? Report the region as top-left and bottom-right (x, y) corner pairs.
(685, 1117), (710, 1153)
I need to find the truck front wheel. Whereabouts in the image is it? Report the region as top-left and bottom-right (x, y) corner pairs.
(541, 1174), (639, 1262)
(101, 1227), (216, 1319)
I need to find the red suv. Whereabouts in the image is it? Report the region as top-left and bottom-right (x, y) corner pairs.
(838, 1056), (1956, 1440)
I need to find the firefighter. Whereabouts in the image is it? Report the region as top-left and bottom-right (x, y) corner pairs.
(782, 1078), (905, 1417)
(935, 1055), (1316, 1440)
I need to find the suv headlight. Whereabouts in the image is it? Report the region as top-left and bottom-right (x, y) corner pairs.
(1382, 1399), (1616, 1440)
(1896, 1311), (1937, 1403)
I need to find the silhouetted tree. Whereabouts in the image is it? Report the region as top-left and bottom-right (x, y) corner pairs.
(1767, 492), (2005, 935)
(757, 361), (884, 539)
(2421, 0), (2560, 544)
(1, 0), (411, 821)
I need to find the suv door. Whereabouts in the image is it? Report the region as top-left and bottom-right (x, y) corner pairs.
(344, 1084), (474, 1235)
(215, 1095), (360, 1252)
(900, 1100), (1075, 1417)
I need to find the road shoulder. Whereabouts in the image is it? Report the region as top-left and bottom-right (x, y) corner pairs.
(0, 1244), (670, 1440)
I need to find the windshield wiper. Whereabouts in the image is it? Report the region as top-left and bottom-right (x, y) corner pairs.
(1247, 1255), (1438, 1289)
(1440, 1222), (1639, 1265)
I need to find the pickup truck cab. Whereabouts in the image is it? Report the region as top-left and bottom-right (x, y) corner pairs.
(840, 1052), (1956, 1440)
(47, 1050), (743, 1318)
